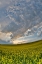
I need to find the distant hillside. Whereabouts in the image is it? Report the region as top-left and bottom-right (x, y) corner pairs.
(0, 40), (42, 49)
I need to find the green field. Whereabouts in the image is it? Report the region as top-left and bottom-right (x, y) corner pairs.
(0, 40), (42, 64)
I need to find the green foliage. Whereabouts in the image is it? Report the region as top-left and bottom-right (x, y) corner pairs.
(0, 40), (42, 64)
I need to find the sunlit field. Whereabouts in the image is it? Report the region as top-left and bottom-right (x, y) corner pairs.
(0, 40), (42, 64)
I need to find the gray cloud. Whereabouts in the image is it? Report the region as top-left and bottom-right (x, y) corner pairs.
(0, 0), (12, 8)
(0, 32), (13, 43)
(0, 0), (42, 44)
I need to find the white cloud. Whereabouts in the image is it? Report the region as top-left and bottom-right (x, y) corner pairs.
(20, 14), (25, 21)
(37, 31), (41, 36)
(0, 32), (13, 43)
(12, 34), (42, 44)
(0, 0), (42, 44)
(24, 29), (31, 36)
(7, 15), (19, 25)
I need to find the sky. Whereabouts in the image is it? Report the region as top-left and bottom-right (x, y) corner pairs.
(0, 0), (42, 44)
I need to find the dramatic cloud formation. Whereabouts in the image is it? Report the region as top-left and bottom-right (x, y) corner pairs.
(0, 32), (13, 43)
(0, 0), (42, 44)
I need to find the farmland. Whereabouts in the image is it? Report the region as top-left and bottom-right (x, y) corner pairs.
(0, 40), (42, 64)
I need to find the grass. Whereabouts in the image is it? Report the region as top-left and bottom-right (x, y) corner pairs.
(0, 40), (42, 64)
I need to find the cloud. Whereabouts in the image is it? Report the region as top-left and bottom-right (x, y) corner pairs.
(0, 0), (42, 44)
(12, 22), (42, 44)
(0, 32), (13, 43)
(0, 1), (1, 5)
(7, 15), (20, 25)
(0, 24), (2, 31)
(12, 34), (42, 44)
(0, 0), (11, 8)
(24, 29), (31, 36)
